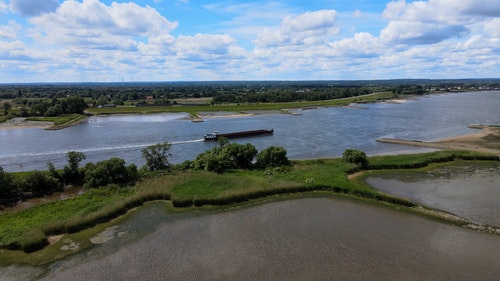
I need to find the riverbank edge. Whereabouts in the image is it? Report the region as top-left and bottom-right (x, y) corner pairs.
(44, 115), (89, 131)
(376, 125), (500, 156)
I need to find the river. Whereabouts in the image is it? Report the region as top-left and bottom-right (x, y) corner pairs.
(365, 162), (500, 227)
(2, 198), (499, 281)
(1, 91), (499, 172)
(1, 91), (500, 280)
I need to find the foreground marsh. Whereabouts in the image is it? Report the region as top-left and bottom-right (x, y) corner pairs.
(4, 198), (498, 281)
(1, 151), (498, 256)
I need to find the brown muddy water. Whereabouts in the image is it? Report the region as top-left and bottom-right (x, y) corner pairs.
(365, 162), (500, 227)
(3, 197), (497, 281)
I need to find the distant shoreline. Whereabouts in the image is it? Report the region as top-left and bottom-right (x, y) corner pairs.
(0, 117), (53, 130)
(376, 125), (500, 156)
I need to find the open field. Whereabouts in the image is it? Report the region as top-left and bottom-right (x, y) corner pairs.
(86, 92), (395, 116)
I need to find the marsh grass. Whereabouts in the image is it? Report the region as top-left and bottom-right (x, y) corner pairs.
(1, 150), (498, 253)
(368, 150), (498, 169)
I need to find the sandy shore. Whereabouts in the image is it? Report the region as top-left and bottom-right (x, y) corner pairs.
(192, 110), (284, 122)
(377, 126), (500, 156)
(0, 117), (53, 130)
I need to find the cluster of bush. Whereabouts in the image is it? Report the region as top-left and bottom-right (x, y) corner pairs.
(0, 139), (290, 208)
(0, 151), (139, 208)
(180, 138), (289, 173)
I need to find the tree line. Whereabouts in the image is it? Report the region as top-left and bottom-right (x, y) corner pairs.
(0, 139), (291, 208)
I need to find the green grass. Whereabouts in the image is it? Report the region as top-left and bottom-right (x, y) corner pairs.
(0, 150), (497, 256)
(86, 92), (396, 115)
(25, 114), (87, 129)
(0, 187), (133, 251)
(368, 150), (498, 169)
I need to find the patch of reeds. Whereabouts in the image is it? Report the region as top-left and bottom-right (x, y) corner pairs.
(367, 150), (498, 170)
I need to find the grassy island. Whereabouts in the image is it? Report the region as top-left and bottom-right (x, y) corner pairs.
(0, 149), (498, 265)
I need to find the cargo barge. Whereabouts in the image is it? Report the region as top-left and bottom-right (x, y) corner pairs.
(204, 128), (274, 141)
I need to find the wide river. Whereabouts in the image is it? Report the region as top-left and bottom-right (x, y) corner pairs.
(1, 91), (500, 280)
(1, 91), (499, 172)
(2, 198), (499, 281)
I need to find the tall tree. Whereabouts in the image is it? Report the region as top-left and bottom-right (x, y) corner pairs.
(141, 142), (172, 171)
(2, 102), (11, 115)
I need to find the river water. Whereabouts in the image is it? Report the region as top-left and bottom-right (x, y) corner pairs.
(1, 91), (500, 280)
(365, 162), (500, 227)
(1, 91), (499, 172)
(2, 198), (499, 281)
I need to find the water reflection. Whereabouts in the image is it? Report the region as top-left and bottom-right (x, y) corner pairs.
(365, 162), (500, 227)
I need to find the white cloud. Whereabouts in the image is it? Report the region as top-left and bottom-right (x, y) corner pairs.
(0, 0), (498, 82)
(380, 0), (472, 45)
(353, 10), (363, 18)
(381, 21), (468, 44)
(483, 18), (500, 38)
(330, 32), (383, 58)
(30, 0), (178, 49)
(175, 34), (236, 59)
(435, 0), (500, 17)
(0, 1), (8, 14)
(0, 21), (20, 39)
(9, 0), (59, 17)
(254, 10), (339, 47)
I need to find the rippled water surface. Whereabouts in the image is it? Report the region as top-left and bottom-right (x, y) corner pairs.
(1, 91), (499, 172)
(28, 198), (500, 281)
(365, 162), (500, 227)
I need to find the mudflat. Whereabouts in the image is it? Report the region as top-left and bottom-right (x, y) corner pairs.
(41, 198), (500, 281)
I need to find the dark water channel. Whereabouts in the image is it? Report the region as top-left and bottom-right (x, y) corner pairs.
(365, 162), (500, 227)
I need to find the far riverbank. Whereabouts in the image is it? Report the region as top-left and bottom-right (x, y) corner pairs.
(377, 125), (500, 156)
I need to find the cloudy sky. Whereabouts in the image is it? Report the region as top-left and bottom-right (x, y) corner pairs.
(0, 0), (499, 83)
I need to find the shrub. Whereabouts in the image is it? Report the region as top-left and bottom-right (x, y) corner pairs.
(342, 149), (368, 167)
(21, 171), (62, 198)
(193, 141), (258, 173)
(84, 158), (139, 188)
(256, 146), (289, 168)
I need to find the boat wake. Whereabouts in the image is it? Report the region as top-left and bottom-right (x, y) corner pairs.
(0, 139), (206, 158)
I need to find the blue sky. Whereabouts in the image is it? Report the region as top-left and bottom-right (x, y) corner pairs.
(0, 0), (499, 82)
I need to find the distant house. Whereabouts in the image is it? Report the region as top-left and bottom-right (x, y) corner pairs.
(97, 104), (116, 108)
(146, 95), (154, 102)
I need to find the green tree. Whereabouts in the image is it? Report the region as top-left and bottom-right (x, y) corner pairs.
(22, 171), (61, 197)
(220, 143), (257, 169)
(65, 96), (87, 114)
(62, 151), (86, 184)
(192, 140), (257, 173)
(83, 158), (138, 188)
(2, 102), (11, 115)
(342, 149), (368, 167)
(0, 167), (20, 206)
(141, 142), (172, 171)
(256, 146), (289, 168)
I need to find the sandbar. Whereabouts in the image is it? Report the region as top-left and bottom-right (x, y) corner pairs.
(0, 118), (53, 130)
(377, 126), (500, 156)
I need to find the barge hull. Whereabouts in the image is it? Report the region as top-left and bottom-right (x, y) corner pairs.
(204, 129), (273, 141)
